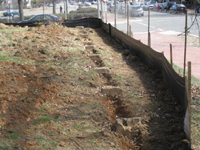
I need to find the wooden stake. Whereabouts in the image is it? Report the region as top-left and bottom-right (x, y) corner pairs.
(127, 4), (129, 35)
(148, 7), (151, 46)
(128, 25), (131, 36)
(148, 32), (151, 47)
(114, 0), (116, 28)
(170, 43), (173, 67)
(43, 0), (45, 20)
(101, 1), (103, 20)
(188, 61), (191, 139)
(184, 10), (188, 77)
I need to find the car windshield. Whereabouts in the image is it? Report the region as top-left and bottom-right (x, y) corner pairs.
(50, 14), (57, 18)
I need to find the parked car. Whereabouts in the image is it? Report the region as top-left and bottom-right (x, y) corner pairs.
(78, 3), (84, 8)
(143, 1), (148, 10)
(103, 0), (108, 3)
(89, 0), (97, 5)
(85, 2), (91, 6)
(133, 2), (141, 7)
(3, 11), (19, 16)
(130, 6), (144, 17)
(18, 14), (61, 23)
(70, 1), (76, 5)
(149, 1), (158, 10)
(155, 3), (163, 11)
(161, 1), (176, 11)
(91, 1), (97, 4)
(170, 4), (187, 13)
(49, 3), (53, 7)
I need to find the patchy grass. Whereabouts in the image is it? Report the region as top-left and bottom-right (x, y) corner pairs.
(172, 62), (200, 87)
(33, 116), (53, 125)
(0, 141), (10, 150)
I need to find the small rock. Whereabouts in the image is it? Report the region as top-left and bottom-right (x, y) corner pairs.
(59, 142), (65, 147)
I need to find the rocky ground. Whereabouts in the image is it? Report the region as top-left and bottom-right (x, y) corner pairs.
(0, 22), (199, 150)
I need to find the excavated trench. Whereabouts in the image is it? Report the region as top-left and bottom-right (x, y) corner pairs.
(84, 37), (143, 148)
(79, 27), (185, 150)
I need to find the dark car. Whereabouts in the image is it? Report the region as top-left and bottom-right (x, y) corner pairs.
(18, 14), (62, 23)
(3, 11), (19, 16)
(170, 4), (187, 13)
(161, 1), (176, 11)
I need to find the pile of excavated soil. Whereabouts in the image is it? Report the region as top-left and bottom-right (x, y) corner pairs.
(0, 23), (197, 150)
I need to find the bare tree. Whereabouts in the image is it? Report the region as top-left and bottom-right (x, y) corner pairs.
(18, 0), (24, 21)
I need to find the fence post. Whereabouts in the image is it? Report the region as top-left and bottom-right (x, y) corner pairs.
(97, 0), (100, 18)
(188, 61), (191, 139)
(184, 10), (188, 77)
(101, 1), (103, 20)
(105, 14), (107, 23)
(170, 43), (173, 67)
(129, 25), (131, 37)
(114, 0), (117, 28)
(109, 23), (111, 36)
(127, 4), (129, 35)
(148, 7), (151, 47)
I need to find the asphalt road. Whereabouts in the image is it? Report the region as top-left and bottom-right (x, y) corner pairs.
(0, 5), (198, 38)
(115, 10), (198, 37)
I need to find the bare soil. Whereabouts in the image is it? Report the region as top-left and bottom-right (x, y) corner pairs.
(0, 23), (196, 150)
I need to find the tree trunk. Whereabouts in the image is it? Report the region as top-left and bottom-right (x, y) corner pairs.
(18, 0), (24, 21)
(53, 0), (56, 14)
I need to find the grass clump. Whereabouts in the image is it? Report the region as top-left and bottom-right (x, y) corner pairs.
(33, 116), (53, 125)
(0, 141), (10, 150)
(7, 130), (20, 139)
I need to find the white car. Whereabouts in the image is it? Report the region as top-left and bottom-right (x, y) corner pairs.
(85, 2), (91, 6)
